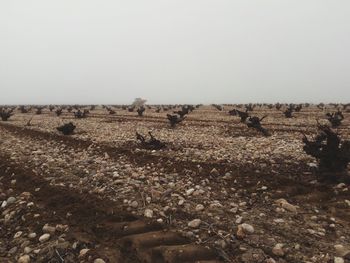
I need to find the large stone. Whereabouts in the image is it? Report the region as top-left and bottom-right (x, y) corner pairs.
(335, 244), (350, 257)
(334, 257), (344, 263)
(42, 224), (56, 234)
(195, 204), (205, 211)
(188, 219), (201, 228)
(7, 197), (16, 205)
(275, 199), (298, 212)
(237, 223), (254, 239)
(144, 209), (153, 218)
(272, 243), (285, 257)
(39, 233), (50, 243)
(18, 255), (30, 263)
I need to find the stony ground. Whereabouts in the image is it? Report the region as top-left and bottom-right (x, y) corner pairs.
(0, 105), (350, 263)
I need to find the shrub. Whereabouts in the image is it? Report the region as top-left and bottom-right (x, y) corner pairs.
(55, 108), (63, 116)
(283, 105), (294, 118)
(0, 108), (13, 121)
(212, 104), (223, 111)
(167, 114), (185, 127)
(137, 106), (145, 116)
(230, 109), (249, 122)
(106, 107), (116, 115)
(326, 110), (344, 128)
(74, 109), (89, 119)
(35, 107), (43, 115)
(19, 106), (29, 113)
(246, 116), (270, 136)
(245, 103), (254, 112)
(294, 104), (302, 112)
(275, 103), (283, 110)
(302, 125), (350, 181)
(174, 105), (192, 118)
(136, 132), (165, 150)
(57, 122), (76, 135)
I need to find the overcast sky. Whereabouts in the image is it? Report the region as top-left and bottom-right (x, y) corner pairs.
(1, 1), (350, 105)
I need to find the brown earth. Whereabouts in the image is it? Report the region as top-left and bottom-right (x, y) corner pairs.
(0, 105), (350, 263)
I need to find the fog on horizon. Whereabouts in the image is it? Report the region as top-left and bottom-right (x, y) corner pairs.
(1, 1), (350, 105)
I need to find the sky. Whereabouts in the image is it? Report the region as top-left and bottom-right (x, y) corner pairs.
(1, 1), (350, 105)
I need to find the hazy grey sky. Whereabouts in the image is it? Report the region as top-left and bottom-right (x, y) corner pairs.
(1, 1), (350, 104)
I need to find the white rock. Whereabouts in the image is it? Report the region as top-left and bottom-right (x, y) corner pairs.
(186, 188), (195, 196)
(272, 243), (285, 256)
(94, 259), (106, 263)
(39, 233), (50, 243)
(144, 209), (153, 218)
(7, 197), (16, 204)
(18, 255), (30, 263)
(240, 223), (255, 234)
(28, 233), (37, 239)
(24, 247), (32, 254)
(188, 219), (201, 228)
(130, 201), (138, 208)
(14, 231), (23, 238)
(335, 183), (346, 189)
(334, 257), (344, 263)
(275, 199), (298, 212)
(210, 168), (219, 176)
(79, 248), (90, 257)
(195, 204), (204, 211)
(235, 216), (243, 224)
(42, 224), (56, 234)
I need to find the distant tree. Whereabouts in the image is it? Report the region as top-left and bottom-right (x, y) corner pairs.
(132, 98), (147, 108)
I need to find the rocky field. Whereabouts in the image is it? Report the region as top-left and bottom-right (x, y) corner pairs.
(0, 104), (350, 263)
